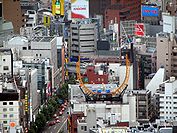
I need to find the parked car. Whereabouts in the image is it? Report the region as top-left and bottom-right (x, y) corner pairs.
(61, 107), (65, 111)
(55, 117), (61, 123)
(64, 102), (67, 106)
(53, 114), (57, 118)
(59, 111), (63, 116)
(48, 121), (56, 126)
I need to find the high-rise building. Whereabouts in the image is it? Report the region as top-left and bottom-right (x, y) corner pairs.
(105, 0), (141, 28)
(156, 32), (177, 78)
(1, 0), (25, 33)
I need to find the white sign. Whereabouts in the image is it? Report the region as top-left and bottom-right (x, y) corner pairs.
(71, 0), (89, 19)
(163, 14), (175, 33)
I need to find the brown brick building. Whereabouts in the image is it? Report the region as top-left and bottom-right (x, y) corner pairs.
(105, 0), (141, 28)
(1, 0), (25, 33)
(89, 0), (141, 28)
(82, 66), (108, 84)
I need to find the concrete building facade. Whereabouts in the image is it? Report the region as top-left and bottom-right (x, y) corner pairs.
(0, 78), (20, 132)
(133, 90), (152, 123)
(69, 22), (97, 58)
(159, 77), (177, 122)
(0, 49), (13, 78)
(6, 36), (59, 88)
(156, 32), (177, 78)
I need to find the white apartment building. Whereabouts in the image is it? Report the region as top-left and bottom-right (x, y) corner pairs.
(159, 77), (177, 122)
(0, 49), (13, 77)
(0, 81), (20, 132)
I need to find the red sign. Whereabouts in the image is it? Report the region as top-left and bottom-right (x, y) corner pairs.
(134, 23), (145, 37)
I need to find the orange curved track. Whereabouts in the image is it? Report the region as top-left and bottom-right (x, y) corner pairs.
(76, 54), (130, 97)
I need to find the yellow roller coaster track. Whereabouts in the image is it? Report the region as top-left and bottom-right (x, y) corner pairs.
(75, 54), (130, 97)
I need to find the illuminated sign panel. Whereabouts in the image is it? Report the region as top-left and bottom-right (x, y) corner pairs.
(71, 0), (89, 19)
(134, 23), (145, 37)
(142, 5), (159, 17)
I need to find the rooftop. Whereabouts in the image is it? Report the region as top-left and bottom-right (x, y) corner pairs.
(32, 36), (55, 42)
(0, 21), (13, 32)
(0, 48), (11, 55)
(8, 36), (28, 45)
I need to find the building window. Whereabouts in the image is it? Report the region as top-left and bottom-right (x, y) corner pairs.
(84, 126), (87, 131)
(9, 102), (13, 105)
(3, 108), (7, 112)
(22, 47), (27, 50)
(9, 114), (13, 118)
(4, 127), (7, 130)
(3, 121), (7, 124)
(3, 114), (7, 118)
(9, 108), (13, 111)
(36, 54), (38, 57)
(3, 59), (5, 61)
(3, 66), (9, 70)
(81, 126), (84, 130)
(3, 102), (7, 105)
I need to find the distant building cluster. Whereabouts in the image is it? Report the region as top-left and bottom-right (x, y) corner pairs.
(1, 0), (177, 133)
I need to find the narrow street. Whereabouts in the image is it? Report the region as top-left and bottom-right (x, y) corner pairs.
(42, 108), (68, 133)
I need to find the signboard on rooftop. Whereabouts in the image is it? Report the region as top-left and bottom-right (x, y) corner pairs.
(141, 5), (159, 17)
(71, 0), (89, 19)
(134, 23), (145, 37)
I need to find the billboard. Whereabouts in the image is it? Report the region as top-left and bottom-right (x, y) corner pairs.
(71, 0), (89, 19)
(134, 23), (145, 37)
(52, 0), (65, 16)
(163, 14), (175, 33)
(142, 5), (159, 17)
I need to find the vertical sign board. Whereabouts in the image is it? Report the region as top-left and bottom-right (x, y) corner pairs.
(52, 0), (56, 15)
(0, 2), (2, 18)
(60, 0), (65, 16)
(163, 14), (175, 33)
(71, 0), (89, 19)
(134, 23), (145, 37)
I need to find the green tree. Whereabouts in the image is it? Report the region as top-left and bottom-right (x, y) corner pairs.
(41, 106), (50, 121)
(56, 83), (67, 99)
(49, 98), (58, 108)
(28, 123), (37, 133)
(47, 104), (55, 116)
(35, 113), (46, 132)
